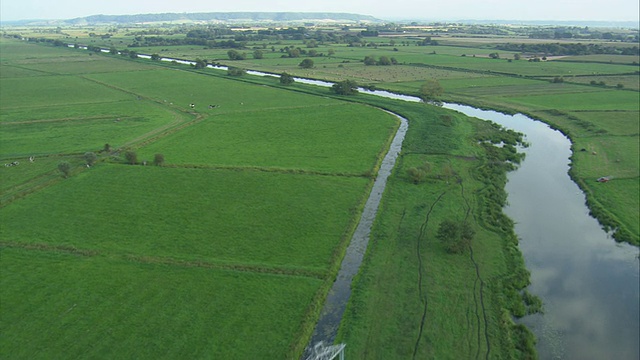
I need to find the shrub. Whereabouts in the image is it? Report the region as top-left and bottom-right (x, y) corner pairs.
(153, 153), (165, 166)
(125, 151), (137, 165)
(58, 161), (71, 178)
(83, 152), (97, 166)
(436, 220), (475, 254)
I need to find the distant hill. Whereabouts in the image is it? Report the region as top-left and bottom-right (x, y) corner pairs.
(62, 12), (382, 25)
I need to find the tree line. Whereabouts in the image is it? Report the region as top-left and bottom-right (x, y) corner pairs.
(495, 42), (639, 56)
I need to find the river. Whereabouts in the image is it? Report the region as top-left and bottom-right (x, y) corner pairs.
(443, 104), (640, 360)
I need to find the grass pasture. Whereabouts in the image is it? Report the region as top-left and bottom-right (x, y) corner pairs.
(0, 38), (400, 358)
(1, 165), (370, 272)
(506, 89), (640, 111)
(0, 246), (321, 359)
(137, 103), (397, 174)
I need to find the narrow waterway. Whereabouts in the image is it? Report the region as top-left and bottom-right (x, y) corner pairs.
(303, 112), (408, 356)
(443, 103), (640, 360)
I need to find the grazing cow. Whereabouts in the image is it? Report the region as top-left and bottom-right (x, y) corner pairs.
(190, 103), (195, 109)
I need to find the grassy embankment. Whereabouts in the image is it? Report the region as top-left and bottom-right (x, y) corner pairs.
(0, 39), (398, 358)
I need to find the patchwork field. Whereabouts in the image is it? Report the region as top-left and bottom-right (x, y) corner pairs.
(2, 25), (637, 359)
(0, 39), (397, 358)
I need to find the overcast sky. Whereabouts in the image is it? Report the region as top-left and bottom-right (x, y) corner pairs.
(1, 0), (639, 22)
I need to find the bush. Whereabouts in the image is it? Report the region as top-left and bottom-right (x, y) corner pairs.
(58, 161), (72, 178)
(227, 67), (245, 76)
(125, 151), (137, 165)
(153, 153), (165, 166)
(83, 152), (97, 166)
(299, 58), (314, 69)
(436, 220), (475, 254)
(407, 161), (431, 184)
(331, 80), (359, 95)
(280, 72), (294, 85)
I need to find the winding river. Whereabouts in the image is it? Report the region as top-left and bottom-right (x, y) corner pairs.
(443, 104), (640, 360)
(71, 45), (640, 358)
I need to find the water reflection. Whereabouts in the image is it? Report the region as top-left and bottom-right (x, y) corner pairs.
(443, 103), (639, 360)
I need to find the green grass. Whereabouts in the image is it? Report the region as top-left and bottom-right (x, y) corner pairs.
(0, 246), (321, 359)
(0, 105), (181, 157)
(506, 89), (640, 111)
(1, 38), (400, 358)
(566, 74), (640, 91)
(336, 108), (534, 358)
(569, 111), (640, 136)
(137, 103), (396, 174)
(586, 178), (640, 237)
(0, 75), (132, 110)
(0, 164), (369, 272)
(85, 67), (338, 113)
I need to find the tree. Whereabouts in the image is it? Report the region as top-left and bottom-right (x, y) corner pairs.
(364, 55), (377, 65)
(194, 58), (207, 69)
(129, 51), (138, 59)
(83, 152), (97, 166)
(331, 80), (359, 95)
(299, 58), (314, 69)
(377, 56), (392, 65)
(227, 50), (246, 60)
(287, 48), (301, 58)
(153, 153), (165, 166)
(151, 53), (161, 61)
(125, 150), (137, 165)
(227, 67), (245, 76)
(306, 39), (318, 48)
(489, 52), (500, 59)
(58, 161), (71, 178)
(436, 220), (475, 254)
(253, 50), (264, 59)
(328, 49), (336, 56)
(420, 79), (444, 102)
(513, 53), (521, 60)
(280, 72), (294, 85)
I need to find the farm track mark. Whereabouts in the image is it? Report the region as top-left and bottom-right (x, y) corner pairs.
(1, 115), (137, 125)
(0, 169), (61, 208)
(1, 63), (61, 76)
(412, 190), (448, 360)
(459, 177), (491, 360)
(0, 241), (327, 279)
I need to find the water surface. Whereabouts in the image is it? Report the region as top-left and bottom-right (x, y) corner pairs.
(444, 103), (640, 360)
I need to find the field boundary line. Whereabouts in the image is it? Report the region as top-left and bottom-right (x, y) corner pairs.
(0, 241), (328, 279)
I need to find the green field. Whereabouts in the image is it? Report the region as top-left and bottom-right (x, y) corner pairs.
(1, 247), (321, 359)
(1, 165), (370, 271)
(0, 39), (397, 358)
(2, 24), (638, 359)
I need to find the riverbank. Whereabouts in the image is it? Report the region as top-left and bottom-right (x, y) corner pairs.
(445, 104), (639, 359)
(328, 98), (537, 358)
(439, 93), (639, 246)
